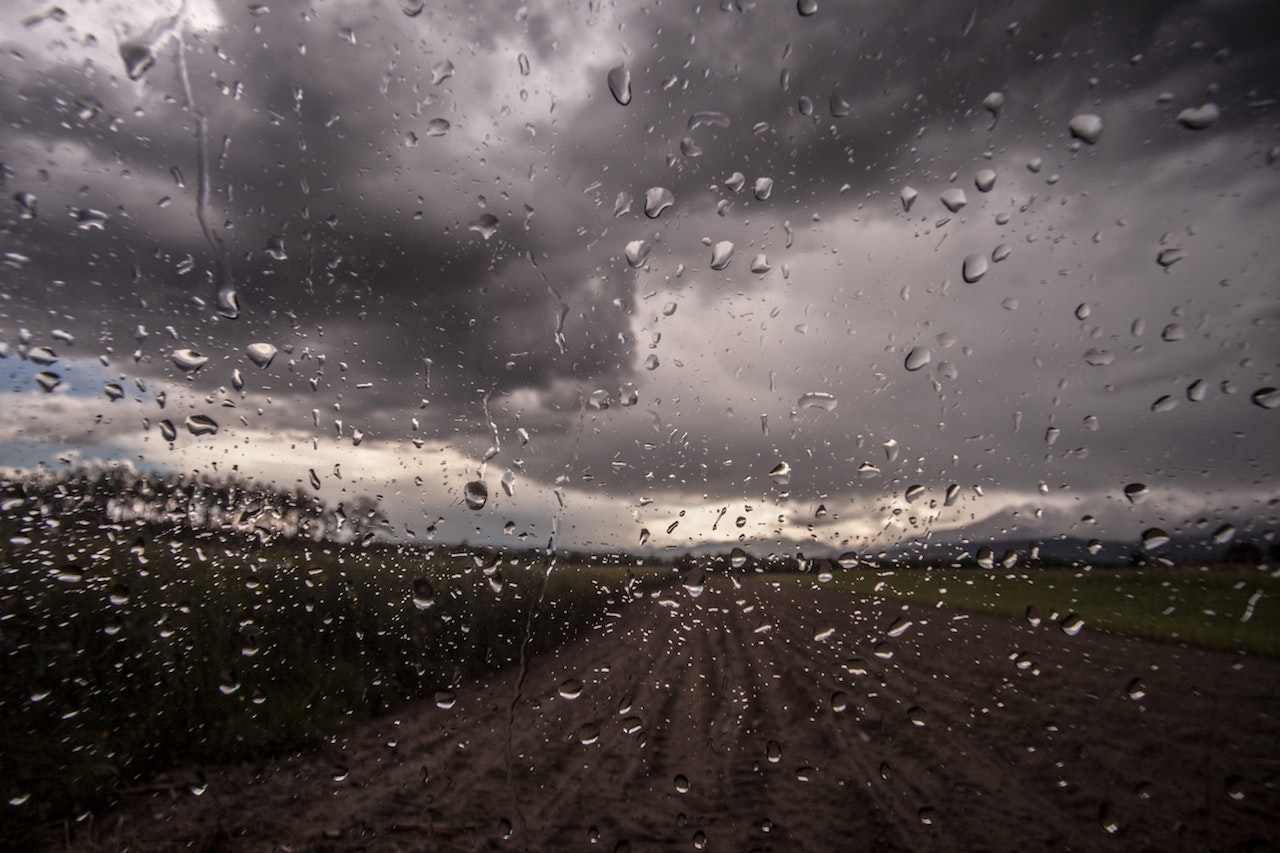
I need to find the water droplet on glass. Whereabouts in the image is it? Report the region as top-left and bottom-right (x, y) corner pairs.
(158, 419), (177, 442)
(918, 807), (938, 826)
(14, 191), (37, 219)
(608, 65), (632, 105)
(27, 346), (57, 366)
(687, 111), (730, 131)
(1045, 426), (1061, 445)
(517, 52), (530, 75)
(1176, 102), (1220, 130)
(982, 91), (1005, 117)
(185, 414), (218, 436)
(1186, 379), (1207, 402)
(425, 118), (450, 137)
(1068, 113), (1103, 144)
(1060, 613), (1085, 636)
(829, 91), (850, 117)
(710, 241), (735, 270)
(431, 59), (454, 84)
(797, 0), (817, 15)
(1156, 247), (1183, 268)
(104, 382), (124, 401)
(468, 213), (499, 240)
(434, 690), (457, 710)
(1083, 348), (1115, 367)
(1251, 387), (1279, 409)
(1126, 677), (1146, 700)
(246, 343), (277, 368)
(614, 192), (633, 217)
(797, 392), (837, 412)
(725, 172), (746, 193)
(683, 570), (705, 598)
(171, 349), (209, 372)
(1151, 395), (1177, 413)
(1225, 776), (1245, 801)
(120, 39), (156, 81)
(907, 706), (927, 727)
(463, 481), (488, 510)
(1025, 605), (1042, 627)
(1099, 803), (1119, 834)
(674, 774), (691, 793)
(644, 187), (675, 218)
(940, 188), (967, 212)
(900, 186), (918, 212)
(34, 371), (60, 392)
(768, 462), (791, 485)
(1212, 523), (1236, 545)
(624, 240), (651, 268)
(962, 253), (988, 283)
(730, 547), (748, 569)
(974, 169), (996, 192)
(1141, 528), (1170, 551)
(904, 346), (931, 372)
(753, 177), (774, 200)
(905, 484), (925, 503)
(1123, 483), (1149, 505)
(991, 243), (1011, 262)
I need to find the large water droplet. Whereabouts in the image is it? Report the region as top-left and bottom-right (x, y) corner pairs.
(13, 191), (37, 219)
(559, 678), (584, 700)
(940, 188), (968, 212)
(974, 169), (996, 192)
(962, 253), (988, 283)
(1212, 523), (1236, 545)
(431, 59), (454, 85)
(829, 91), (850, 117)
(608, 65), (632, 105)
(1068, 113), (1103, 144)
(1156, 247), (1183, 268)
(468, 213), (499, 240)
(624, 240), (651, 267)
(246, 343), (277, 368)
(644, 187), (675, 218)
(730, 547), (748, 569)
(753, 177), (774, 200)
(1251, 387), (1279, 409)
(900, 186), (918, 212)
(1141, 528), (1170, 551)
(158, 419), (177, 441)
(749, 253), (771, 273)
(905, 484), (925, 502)
(185, 414), (219, 436)
(797, 392), (837, 412)
(837, 552), (859, 569)
(982, 91), (1005, 117)
(35, 371), (60, 392)
(1176, 103), (1220, 130)
(425, 118), (450, 137)
(170, 349), (209, 372)
(1123, 483), (1149, 505)
(710, 241), (735, 270)
(904, 346), (931, 371)
(464, 480), (488, 510)
(768, 462), (791, 485)
(687, 111), (730, 131)
(1083, 348), (1115, 367)
(797, 0), (817, 15)
(120, 40), (156, 81)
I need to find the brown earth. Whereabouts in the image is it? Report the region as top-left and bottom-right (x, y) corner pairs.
(66, 576), (1280, 852)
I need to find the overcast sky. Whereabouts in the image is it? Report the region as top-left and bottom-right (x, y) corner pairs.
(1, 0), (1277, 557)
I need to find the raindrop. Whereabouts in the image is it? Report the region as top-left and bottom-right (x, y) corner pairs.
(749, 253), (771, 273)
(918, 808), (938, 826)
(171, 349), (209, 372)
(831, 691), (849, 713)
(644, 187), (675, 218)
(730, 547), (748, 569)
(836, 552), (859, 569)
(120, 39), (156, 81)
(14, 191), (37, 219)
(1083, 348), (1114, 367)
(1027, 156), (1043, 172)
(683, 570), (705, 598)
(624, 240), (651, 268)
(1251, 387), (1279, 409)
(1141, 528), (1170, 551)
(940, 188), (967, 212)
(900, 186), (918, 211)
(1151, 395), (1177, 413)
(639, 528), (650, 546)
(184, 414), (219, 436)
(1025, 605), (1041, 627)
(430, 59), (454, 85)
(104, 382), (125, 401)
(907, 706), (927, 726)
(687, 111), (730, 131)
(982, 91), (1005, 117)
(829, 91), (850, 117)
(265, 234), (287, 260)
(1176, 103), (1220, 130)
(246, 343), (277, 368)
(674, 775), (691, 793)
(1123, 483), (1149, 505)
(766, 740), (782, 763)
(1126, 677), (1146, 700)
(768, 462), (791, 485)
(1225, 776), (1245, 801)
(577, 723), (600, 745)
(1156, 247), (1183, 268)
(753, 177), (774, 200)
(1186, 379), (1207, 402)
(27, 346), (57, 366)
(944, 484), (960, 506)
(974, 169), (996, 192)
(434, 690), (457, 710)
(992, 243), (1011, 262)
(1045, 426), (1060, 445)
(797, 0), (817, 15)
(35, 372), (60, 392)
(517, 52), (530, 76)
(856, 462), (880, 479)
(961, 253), (988, 283)
(425, 118), (450, 137)
(904, 346), (931, 371)
(1160, 323), (1185, 342)
(463, 481), (488, 510)
(1212, 523), (1236, 545)
(797, 392), (837, 412)
(904, 484), (925, 503)
(607, 65), (632, 105)
(468, 213), (499, 240)
(614, 192), (633, 217)
(412, 579), (435, 610)
(158, 420), (177, 442)
(1068, 113), (1103, 144)
(1060, 613), (1085, 636)
(710, 241), (735, 270)
(886, 617), (913, 638)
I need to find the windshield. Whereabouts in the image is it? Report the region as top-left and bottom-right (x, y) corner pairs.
(2, 1), (1278, 850)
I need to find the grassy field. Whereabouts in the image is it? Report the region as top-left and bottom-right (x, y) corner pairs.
(796, 564), (1280, 657)
(0, 522), (671, 847)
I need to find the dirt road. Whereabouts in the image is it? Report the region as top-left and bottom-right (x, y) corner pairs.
(70, 575), (1280, 852)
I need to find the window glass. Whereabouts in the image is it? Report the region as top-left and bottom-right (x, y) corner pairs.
(2, 1), (1278, 849)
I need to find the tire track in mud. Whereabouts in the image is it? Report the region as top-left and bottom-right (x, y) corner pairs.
(69, 574), (1280, 853)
